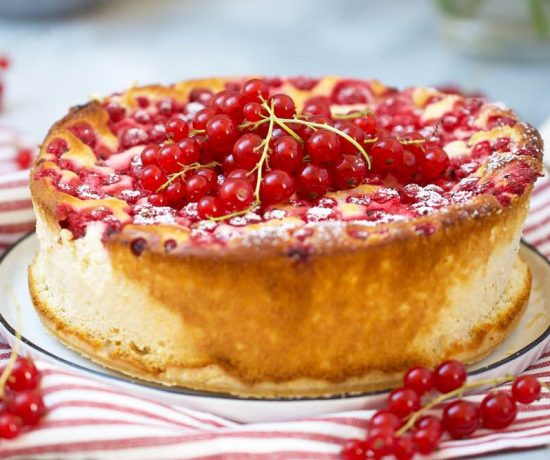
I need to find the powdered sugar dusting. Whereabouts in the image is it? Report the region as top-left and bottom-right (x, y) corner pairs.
(133, 203), (176, 225)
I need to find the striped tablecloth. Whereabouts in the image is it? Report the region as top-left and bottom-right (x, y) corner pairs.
(0, 128), (549, 458)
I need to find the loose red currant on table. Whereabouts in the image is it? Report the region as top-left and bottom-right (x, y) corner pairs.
(6, 390), (46, 426)
(442, 400), (480, 439)
(165, 116), (189, 142)
(512, 375), (541, 404)
(260, 170), (296, 205)
(480, 392), (517, 429)
(218, 178), (254, 211)
(0, 54), (10, 70)
(0, 413), (22, 439)
(434, 360), (467, 393)
(15, 148), (33, 169)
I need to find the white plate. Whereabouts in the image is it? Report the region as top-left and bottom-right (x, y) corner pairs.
(1, 234), (549, 423)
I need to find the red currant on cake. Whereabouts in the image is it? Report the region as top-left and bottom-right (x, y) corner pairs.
(29, 76), (543, 398)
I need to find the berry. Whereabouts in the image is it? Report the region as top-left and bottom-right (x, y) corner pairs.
(193, 107), (217, 130)
(260, 170), (296, 205)
(185, 174), (210, 202)
(141, 144), (160, 166)
(419, 147), (450, 179)
(442, 400), (480, 439)
(302, 98), (331, 118)
(512, 375), (541, 404)
(404, 366), (434, 395)
(434, 360), (467, 393)
(0, 413), (22, 439)
(140, 165), (166, 192)
(176, 138), (201, 165)
(157, 144), (185, 174)
(165, 116), (189, 142)
(296, 164), (330, 199)
(243, 102), (263, 122)
(15, 148), (33, 169)
(371, 137), (403, 172)
(338, 122), (366, 155)
(413, 427), (440, 454)
(330, 154), (367, 190)
(206, 115), (238, 150)
(367, 426), (397, 457)
(415, 415), (442, 433)
(7, 391), (46, 426)
(387, 388), (421, 418)
(149, 194), (167, 206)
(69, 122), (96, 147)
(189, 87), (213, 105)
(46, 138), (69, 156)
(354, 114), (378, 137)
(270, 136), (303, 172)
(394, 434), (416, 460)
(196, 168), (218, 190)
(197, 196), (223, 219)
(3, 357), (40, 391)
(241, 79), (269, 103)
(218, 178), (254, 211)
(222, 154), (237, 173)
(480, 392), (517, 429)
(120, 127), (148, 149)
(306, 129), (342, 164)
(341, 439), (371, 460)
(163, 181), (185, 206)
(270, 94), (295, 118)
(368, 410), (401, 431)
(0, 54), (10, 70)
(233, 133), (263, 170)
(105, 102), (125, 122)
(219, 91), (245, 122)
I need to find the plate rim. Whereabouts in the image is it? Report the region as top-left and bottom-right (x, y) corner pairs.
(1, 232), (550, 402)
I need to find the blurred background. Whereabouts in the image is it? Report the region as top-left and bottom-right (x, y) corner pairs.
(0, 0), (549, 142)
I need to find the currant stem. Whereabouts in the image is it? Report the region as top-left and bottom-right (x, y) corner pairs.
(0, 332), (21, 398)
(157, 161), (219, 193)
(396, 375), (515, 436)
(254, 101), (276, 201)
(332, 108), (373, 120)
(261, 101), (303, 144)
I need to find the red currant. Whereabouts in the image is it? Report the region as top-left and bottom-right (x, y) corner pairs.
(419, 147), (450, 179)
(330, 154), (367, 190)
(241, 78), (269, 103)
(176, 138), (201, 165)
(367, 426), (397, 457)
(394, 433), (416, 460)
(270, 136), (303, 172)
(206, 115), (238, 150)
(193, 107), (217, 130)
(243, 102), (264, 122)
(149, 194), (167, 206)
(0, 413), (22, 439)
(189, 87), (213, 105)
(218, 178), (254, 211)
(260, 170), (296, 205)
(165, 116), (189, 142)
(163, 181), (185, 206)
(141, 144), (160, 166)
(0, 54), (10, 70)
(196, 168), (218, 190)
(415, 415), (442, 434)
(302, 98), (331, 118)
(185, 174), (210, 202)
(338, 122), (366, 155)
(434, 360), (467, 393)
(371, 137), (403, 172)
(157, 144), (185, 174)
(120, 127), (149, 149)
(387, 388), (421, 418)
(353, 114), (378, 138)
(270, 94), (296, 118)
(197, 196), (223, 219)
(105, 102), (125, 122)
(404, 366), (434, 396)
(442, 400), (480, 439)
(140, 165), (166, 192)
(296, 164), (330, 199)
(15, 148), (33, 169)
(368, 410), (401, 431)
(3, 357), (41, 391)
(480, 392), (517, 429)
(341, 439), (371, 460)
(69, 122), (96, 147)
(7, 390), (46, 426)
(46, 138), (69, 156)
(512, 375), (541, 404)
(306, 129), (342, 164)
(219, 91), (245, 122)
(233, 133), (263, 170)
(413, 427), (440, 454)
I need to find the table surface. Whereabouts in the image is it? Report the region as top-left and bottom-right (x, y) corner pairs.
(0, 0), (548, 457)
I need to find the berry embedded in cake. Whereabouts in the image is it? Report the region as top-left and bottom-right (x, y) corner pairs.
(29, 76), (543, 397)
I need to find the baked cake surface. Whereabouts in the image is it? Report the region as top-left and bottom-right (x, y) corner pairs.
(29, 77), (543, 397)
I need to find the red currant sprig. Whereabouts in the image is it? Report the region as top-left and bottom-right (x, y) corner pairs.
(341, 360), (547, 459)
(0, 347), (47, 440)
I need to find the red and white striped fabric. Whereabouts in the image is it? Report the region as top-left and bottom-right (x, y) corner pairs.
(0, 134), (549, 458)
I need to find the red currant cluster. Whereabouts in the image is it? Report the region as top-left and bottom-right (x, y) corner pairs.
(0, 356), (46, 440)
(134, 78), (450, 220)
(342, 360), (543, 459)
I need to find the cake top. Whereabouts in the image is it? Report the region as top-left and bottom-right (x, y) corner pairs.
(31, 76), (543, 255)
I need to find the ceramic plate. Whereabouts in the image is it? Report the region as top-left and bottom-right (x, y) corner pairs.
(0, 234), (549, 423)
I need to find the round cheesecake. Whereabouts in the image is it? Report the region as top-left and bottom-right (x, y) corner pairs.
(29, 77), (543, 397)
